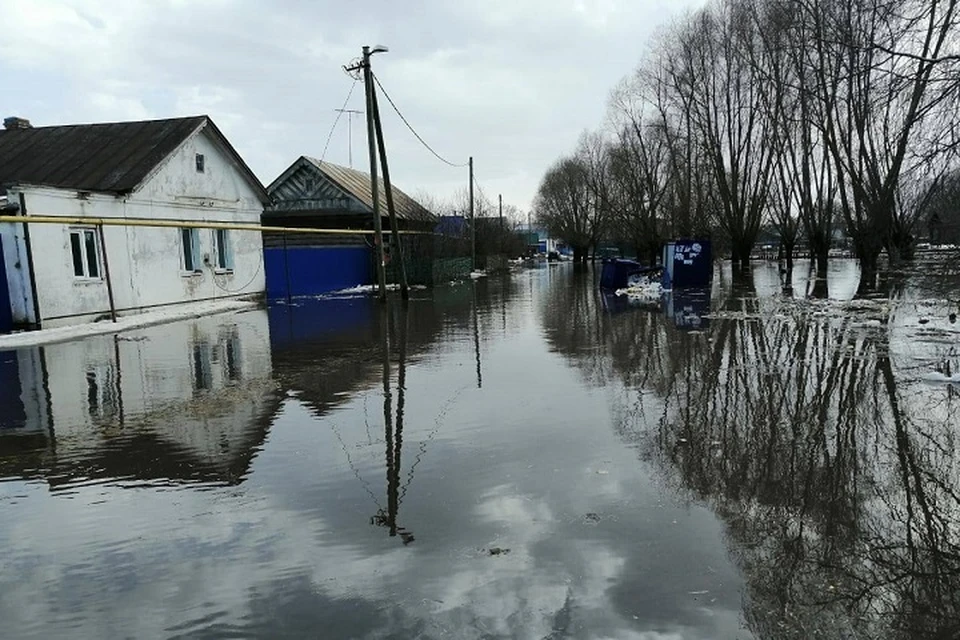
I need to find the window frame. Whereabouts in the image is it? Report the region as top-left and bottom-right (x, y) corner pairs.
(68, 227), (102, 281)
(181, 227), (202, 275)
(212, 228), (234, 273)
(195, 153), (205, 173)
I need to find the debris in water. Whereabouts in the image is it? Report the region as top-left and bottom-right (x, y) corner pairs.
(487, 547), (510, 556)
(583, 513), (601, 524)
(615, 281), (662, 300)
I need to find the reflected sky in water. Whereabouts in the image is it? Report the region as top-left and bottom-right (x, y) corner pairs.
(1, 254), (959, 639)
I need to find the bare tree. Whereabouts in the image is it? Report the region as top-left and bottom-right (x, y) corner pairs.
(805, 0), (960, 281)
(534, 153), (601, 263)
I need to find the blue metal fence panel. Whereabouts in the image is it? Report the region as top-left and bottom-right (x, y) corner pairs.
(0, 240), (13, 333)
(264, 246), (372, 300)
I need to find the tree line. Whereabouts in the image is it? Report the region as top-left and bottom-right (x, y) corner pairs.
(534, 0), (960, 282)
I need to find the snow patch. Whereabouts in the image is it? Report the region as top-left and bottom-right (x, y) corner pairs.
(921, 371), (960, 384)
(614, 282), (663, 300)
(329, 284), (427, 296)
(0, 299), (259, 349)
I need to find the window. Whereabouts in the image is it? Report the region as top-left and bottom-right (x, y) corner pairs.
(69, 228), (101, 279)
(195, 153), (205, 173)
(182, 227), (201, 272)
(213, 228), (234, 271)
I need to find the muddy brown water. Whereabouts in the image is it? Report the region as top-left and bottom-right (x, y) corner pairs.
(1, 256), (959, 639)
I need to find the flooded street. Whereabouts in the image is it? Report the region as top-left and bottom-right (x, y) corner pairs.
(2, 257), (959, 639)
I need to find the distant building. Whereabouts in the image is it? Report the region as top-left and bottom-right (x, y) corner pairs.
(0, 115), (269, 331)
(262, 157), (436, 297)
(518, 223), (562, 255)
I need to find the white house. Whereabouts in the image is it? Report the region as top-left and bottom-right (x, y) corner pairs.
(0, 115), (269, 330)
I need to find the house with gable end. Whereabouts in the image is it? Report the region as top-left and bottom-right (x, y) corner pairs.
(0, 115), (269, 331)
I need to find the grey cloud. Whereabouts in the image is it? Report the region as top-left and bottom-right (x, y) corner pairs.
(1, 0), (705, 210)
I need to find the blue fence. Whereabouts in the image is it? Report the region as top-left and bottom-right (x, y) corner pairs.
(264, 246), (371, 300)
(0, 240), (13, 334)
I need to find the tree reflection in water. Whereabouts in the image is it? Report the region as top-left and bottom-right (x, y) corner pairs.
(540, 263), (960, 639)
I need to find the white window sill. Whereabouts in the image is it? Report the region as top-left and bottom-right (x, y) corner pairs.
(180, 270), (203, 278)
(73, 277), (104, 285)
(214, 268), (234, 276)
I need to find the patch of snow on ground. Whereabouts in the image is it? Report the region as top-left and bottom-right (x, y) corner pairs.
(470, 270), (488, 279)
(921, 371), (960, 384)
(0, 299), (259, 349)
(329, 284), (427, 296)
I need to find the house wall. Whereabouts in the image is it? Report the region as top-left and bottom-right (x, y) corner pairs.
(10, 128), (265, 329)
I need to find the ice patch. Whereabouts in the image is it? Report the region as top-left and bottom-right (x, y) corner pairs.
(329, 284), (427, 296)
(614, 282), (662, 300)
(0, 299), (259, 349)
(921, 371), (960, 384)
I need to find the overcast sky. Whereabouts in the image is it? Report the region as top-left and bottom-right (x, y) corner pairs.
(1, 0), (705, 212)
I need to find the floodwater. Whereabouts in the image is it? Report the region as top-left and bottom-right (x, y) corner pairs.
(1, 254), (959, 639)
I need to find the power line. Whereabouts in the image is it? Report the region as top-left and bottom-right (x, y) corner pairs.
(372, 73), (468, 168)
(320, 79), (359, 164)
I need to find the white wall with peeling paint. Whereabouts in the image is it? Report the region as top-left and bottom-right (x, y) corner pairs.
(1, 125), (265, 329)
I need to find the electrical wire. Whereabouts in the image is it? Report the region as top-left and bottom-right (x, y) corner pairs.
(211, 253), (263, 294)
(320, 78), (359, 164)
(372, 73), (468, 168)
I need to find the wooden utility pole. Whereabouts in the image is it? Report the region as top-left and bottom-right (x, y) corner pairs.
(369, 75), (409, 300)
(469, 156), (475, 271)
(361, 46), (387, 302)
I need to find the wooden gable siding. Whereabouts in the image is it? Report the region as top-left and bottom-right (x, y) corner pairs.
(267, 160), (370, 216)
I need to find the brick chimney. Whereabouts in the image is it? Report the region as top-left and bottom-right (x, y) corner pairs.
(3, 117), (32, 130)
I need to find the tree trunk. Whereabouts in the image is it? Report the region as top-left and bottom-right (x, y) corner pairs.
(815, 249), (829, 274)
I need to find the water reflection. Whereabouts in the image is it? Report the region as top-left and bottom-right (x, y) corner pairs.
(541, 258), (960, 639)
(0, 311), (278, 488)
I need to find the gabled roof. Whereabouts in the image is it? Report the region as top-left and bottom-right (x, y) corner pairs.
(268, 156), (435, 222)
(0, 115), (269, 203)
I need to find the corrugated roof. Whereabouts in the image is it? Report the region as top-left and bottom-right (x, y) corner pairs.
(0, 116), (269, 202)
(303, 157), (435, 222)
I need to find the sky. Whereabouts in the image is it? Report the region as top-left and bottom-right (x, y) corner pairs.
(1, 0), (705, 213)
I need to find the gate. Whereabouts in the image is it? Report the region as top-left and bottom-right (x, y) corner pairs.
(0, 239), (13, 333)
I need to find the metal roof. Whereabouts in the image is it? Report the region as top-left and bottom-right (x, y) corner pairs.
(303, 157), (435, 222)
(0, 115), (269, 203)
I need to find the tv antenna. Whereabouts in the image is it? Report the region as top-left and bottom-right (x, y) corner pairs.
(335, 108), (363, 168)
